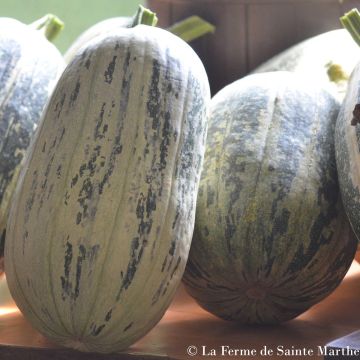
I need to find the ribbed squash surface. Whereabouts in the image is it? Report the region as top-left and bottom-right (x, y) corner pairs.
(183, 72), (356, 324)
(5, 25), (210, 352)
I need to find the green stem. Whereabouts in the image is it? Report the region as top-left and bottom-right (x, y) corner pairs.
(341, 8), (360, 47)
(29, 14), (64, 41)
(167, 16), (215, 42)
(131, 5), (158, 27)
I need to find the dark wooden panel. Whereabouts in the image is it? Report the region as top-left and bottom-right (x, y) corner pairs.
(148, 0), (247, 95)
(294, 2), (343, 40)
(247, 3), (296, 70)
(341, 0), (360, 14)
(146, 0), (172, 27)
(170, 1), (247, 94)
(146, 0), (359, 93)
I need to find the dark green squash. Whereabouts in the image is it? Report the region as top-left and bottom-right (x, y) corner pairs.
(183, 71), (357, 324)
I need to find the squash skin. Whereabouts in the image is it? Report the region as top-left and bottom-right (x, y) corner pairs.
(252, 29), (360, 100)
(64, 17), (131, 63)
(5, 25), (210, 352)
(0, 18), (65, 267)
(335, 62), (360, 241)
(183, 72), (357, 324)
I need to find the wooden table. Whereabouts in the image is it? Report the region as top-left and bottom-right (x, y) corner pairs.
(1, 260), (360, 359)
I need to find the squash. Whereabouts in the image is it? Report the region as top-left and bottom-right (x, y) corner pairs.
(252, 29), (360, 100)
(0, 15), (64, 271)
(183, 72), (357, 324)
(4, 20), (210, 352)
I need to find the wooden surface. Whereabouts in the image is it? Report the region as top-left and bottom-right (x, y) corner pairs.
(0, 260), (360, 359)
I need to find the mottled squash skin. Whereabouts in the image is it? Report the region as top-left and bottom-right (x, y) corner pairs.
(183, 72), (357, 324)
(5, 25), (210, 352)
(0, 18), (64, 269)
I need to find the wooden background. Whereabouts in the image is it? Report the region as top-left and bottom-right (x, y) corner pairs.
(147, 0), (360, 94)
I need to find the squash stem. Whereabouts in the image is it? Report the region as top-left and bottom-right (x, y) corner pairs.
(167, 16), (215, 42)
(341, 8), (360, 47)
(131, 5), (158, 27)
(29, 14), (64, 41)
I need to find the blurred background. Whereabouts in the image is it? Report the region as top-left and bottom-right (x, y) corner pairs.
(2, 0), (143, 53)
(2, 0), (359, 95)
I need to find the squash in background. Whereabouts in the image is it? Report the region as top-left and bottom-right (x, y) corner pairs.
(0, 15), (65, 270)
(253, 29), (359, 100)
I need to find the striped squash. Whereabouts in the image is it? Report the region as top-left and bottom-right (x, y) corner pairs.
(335, 62), (360, 241)
(183, 72), (357, 324)
(252, 29), (359, 100)
(0, 16), (64, 270)
(5, 25), (210, 352)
